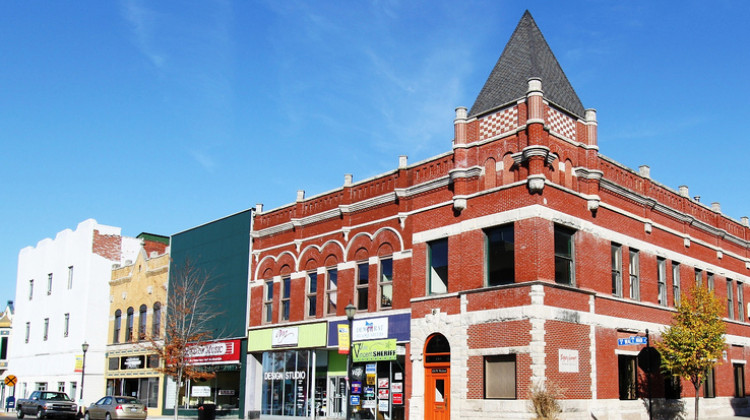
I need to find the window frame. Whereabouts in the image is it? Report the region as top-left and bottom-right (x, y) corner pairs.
(264, 280), (274, 324)
(738, 282), (745, 322)
(306, 271), (318, 318)
(63, 313), (69, 338)
(554, 226), (575, 285)
(484, 354), (517, 399)
(611, 243), (622, 297)
(25, 322), (30, 343)
(138, 304), (147, 340)
(29, 279), (33, 301)
(618, 354), (637, 400)
(379, 258), (393, 309)
(280, 276), (291, 321)
(125, 307), (134, 342)
(728, 279), (735, 320)
(657, 257), (667, 306)
(326, 267), (338, 316)
(152, 302), (161, 337)
(428, 238), (449, 294)
(47, 273), (53, 295)
(485, 224), (515, 286)
(356, 261), (369, 311)
(629, 249), (640, 301)
(672, 262), (681, 307)
(67, 266), (74, 290)
(113, 309), (122, 344)
(43, 318), (49, 341)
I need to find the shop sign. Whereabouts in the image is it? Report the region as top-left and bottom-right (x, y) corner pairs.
(192, 386), (211, 397)
(378, 400), (389, 412)
(366, 375), (376, 386)
(218, 390), (235, 396)
(352, 317), (388, 341)
(350, 395), (360, 406)
(364, 387), (375, 398)
(121, 356), (145, 370)
(352, 339), (397, 362)
(185, 339), (241, 365)
(378, 389), (389, 400)
(351, 382), (362, 394)
(337, 325), (350, 354)
(365, 363), (376, 374)
(558, 349), (579, 373)
(392, 393), (403, 405)
(263, 371), (306, 381)
(272, 327), (299, 348)
(391, 382), (402, 393)
(377, 378), (389, 389)
(362, 399), (376, 409)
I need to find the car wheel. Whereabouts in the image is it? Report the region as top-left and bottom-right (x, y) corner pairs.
(36, 408), (45, 419)
(16, 407), (24, 419)
(84, 412), (91, 420)
(105, 413), (111, 420)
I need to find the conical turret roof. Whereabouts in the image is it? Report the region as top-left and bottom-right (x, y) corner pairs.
(469, 11), (585, 119)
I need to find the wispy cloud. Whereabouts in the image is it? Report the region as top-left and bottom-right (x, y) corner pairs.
(189, 149), (216, 172)
(120, 0), (166, 69)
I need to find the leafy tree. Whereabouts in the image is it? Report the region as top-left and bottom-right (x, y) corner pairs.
(655, 284), (726, 420)
(148, 261), (220, 420)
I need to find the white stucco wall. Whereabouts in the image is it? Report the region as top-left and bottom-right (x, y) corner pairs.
(8, 219), (141, 408)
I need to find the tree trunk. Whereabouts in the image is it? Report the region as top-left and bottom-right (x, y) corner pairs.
(693, 382), (700, 420)
(174, 368), (183, 420)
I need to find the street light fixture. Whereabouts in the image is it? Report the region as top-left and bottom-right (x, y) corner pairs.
(345, 303), (356, 420)
(80, 342), (89, 401)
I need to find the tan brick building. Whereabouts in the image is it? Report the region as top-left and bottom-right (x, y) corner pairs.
(105, 233), (169, 415)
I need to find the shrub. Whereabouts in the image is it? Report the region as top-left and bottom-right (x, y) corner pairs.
(529, 381), (563, 420)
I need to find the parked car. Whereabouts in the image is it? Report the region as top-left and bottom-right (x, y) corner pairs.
(84, 397), (147, 420)
(16, 391), (77, 420)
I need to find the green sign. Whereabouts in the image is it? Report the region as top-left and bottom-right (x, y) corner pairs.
(352, 339), (397, 362)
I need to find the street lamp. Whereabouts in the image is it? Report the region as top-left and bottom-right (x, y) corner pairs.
(80, 342), (89, 401)
(345, 303), (356, 420)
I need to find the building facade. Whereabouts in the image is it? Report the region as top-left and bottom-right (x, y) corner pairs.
(8, 219), (143, 407)
(106, 233), (169, 415)
(0, 301), (13, 410)
(247, 12), (750, 420)
(165, 209), (254, 417)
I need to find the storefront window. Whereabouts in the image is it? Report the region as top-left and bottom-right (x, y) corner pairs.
(348, 357), (405, 420)
(262, 350), (311, 417)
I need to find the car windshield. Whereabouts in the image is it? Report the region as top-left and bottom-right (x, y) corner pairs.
(43, 393), (70, 401)
(115, 397), (139, 404)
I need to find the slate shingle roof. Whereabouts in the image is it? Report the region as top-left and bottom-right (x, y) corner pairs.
(468, 11), (585, 119)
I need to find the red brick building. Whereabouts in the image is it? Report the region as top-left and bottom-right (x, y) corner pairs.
(246, 11), (750, 420)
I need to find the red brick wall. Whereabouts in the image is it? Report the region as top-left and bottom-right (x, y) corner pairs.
(93, 229), (122, 261)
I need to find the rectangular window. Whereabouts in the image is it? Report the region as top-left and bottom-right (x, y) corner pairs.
(672, 262), (681, 307)
(428, 239), (449, 294)
(611, 243), (622, 297)
(281, 276), (291, 321)
(554, 226), (575, 285)
(657, 258), (667, 306)
(67, 266), (74, 289)
(69, 383), (77, 401)
(707, 272), (714, 292)
(618, 355), (637, 400)
(379, 259), (393, 309)
(486, 225), (514, 286)
(326, 268), (338, 315)
(306, 272), (317, 318)
(356, 262), (369, 311)
(704, 367), (716, 398)
(47, 273), (53, 295)
(57, 382), (65, 393)
(734, 364), (745, 398)
(64, 313), (70, 337)
(484, 355), (516, 399)
(1, 336), (7, 360)
(728, 279), (735, 320)
(43, 318), (49, 341)
(29, 280), (33, 300)
(25, 322), (30, 343)
(264, 280), (274, 323)
(629, 249), (640, 301)
(695, 268), (703, 286)
(35, 383), (47, 391)
(739, 282), (745, 321)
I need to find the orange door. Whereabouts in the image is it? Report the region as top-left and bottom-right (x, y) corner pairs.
(425, 367), (450, 420)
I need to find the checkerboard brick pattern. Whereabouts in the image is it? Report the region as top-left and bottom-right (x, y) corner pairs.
(479, 106), (518, 140)
(547, 106), (577, 141)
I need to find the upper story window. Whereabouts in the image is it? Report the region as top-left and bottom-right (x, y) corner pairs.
(629, 249), (640, 301)
(695, 268), (703, 287)
(379, 259), (393, 309)
(29, 280), (34, 300)
(707, 272), (715, 292)
(125, 307), (134, 342)
(728, 279), (735, 320)
(485, 224), (514, 286)
(47, 273), (53, 295)
(25, 322), (30, 343)
(67, 266), (74, 289)
(264, 280), (274, 324)
(738, 282), (745, 322)
(554, 226), (575, 285)
(43, 318), (49, 341)
(428, 239), (448, 294)
(64, 313), (70, 338)
(326, 268), (338, 316)
(306, 272), (317, 318)
(672, 262), (681, 307)
(113, 309), (122, 343)
(356, 262), (369, 311)
(139, 304), (147, 340)
(657, 258), (667, 306)
(152, 302), (161, 337)
(281, 276), (291, 321)
(611, 243), (622, 297)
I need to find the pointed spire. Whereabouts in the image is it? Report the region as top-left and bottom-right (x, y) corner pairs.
(469, 11), (585, 119)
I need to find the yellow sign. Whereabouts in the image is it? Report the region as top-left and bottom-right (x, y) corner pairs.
(337, 325), (350, 354)
(74, 355), (83, 373)
(352, 339), (397, 362)
(4, 375), (17, 386)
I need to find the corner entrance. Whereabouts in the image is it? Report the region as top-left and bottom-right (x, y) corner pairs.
(424, 334), (450, 420)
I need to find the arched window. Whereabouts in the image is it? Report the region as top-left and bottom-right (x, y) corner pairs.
(138, 304), (147, 340)
(152, 302), (161, 338)
(125, 307), (134, 342)
(113, 310), (122, 344)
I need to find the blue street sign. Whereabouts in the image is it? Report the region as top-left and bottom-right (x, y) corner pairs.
(618, 336), (648, 346)
(351, 395), (360, 406)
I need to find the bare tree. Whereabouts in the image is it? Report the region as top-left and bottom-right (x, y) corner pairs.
(148, 260), (221, 420)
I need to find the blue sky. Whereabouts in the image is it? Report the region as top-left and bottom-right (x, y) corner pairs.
(2, 1), (749, 308)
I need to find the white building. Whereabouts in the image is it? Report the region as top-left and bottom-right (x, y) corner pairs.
(8, 219), (141, 408)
